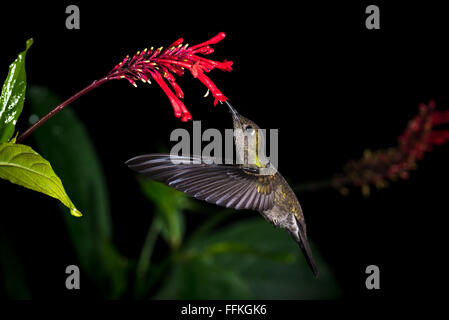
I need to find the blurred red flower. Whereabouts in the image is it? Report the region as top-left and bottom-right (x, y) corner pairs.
(333, 101), (449, 196)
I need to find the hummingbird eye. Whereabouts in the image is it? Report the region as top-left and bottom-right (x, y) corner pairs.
(245, 125), (255, 134)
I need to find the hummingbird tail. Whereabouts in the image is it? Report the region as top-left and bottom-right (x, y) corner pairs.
(296, 223), (319, 278)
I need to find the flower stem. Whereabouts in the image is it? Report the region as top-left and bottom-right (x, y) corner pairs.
(294, 178), (334, 193)
(17, 77), (110, 144)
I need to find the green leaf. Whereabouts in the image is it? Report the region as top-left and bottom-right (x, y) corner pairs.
(139, 178), (191, 249)
(0, 142), (81, 217)
(0, 39), (33, 143)
(27, 86), (128, 298)
(156, 218), (342, 299)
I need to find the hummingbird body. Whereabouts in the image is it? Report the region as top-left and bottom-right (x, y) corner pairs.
(126, 101), (318, 277)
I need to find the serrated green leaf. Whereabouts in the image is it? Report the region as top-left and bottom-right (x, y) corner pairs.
(0, 39), (33, 143)
(0, 142), (81, 217)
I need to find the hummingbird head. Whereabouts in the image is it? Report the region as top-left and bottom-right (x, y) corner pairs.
(225, 100), (260, 132)
(225, 101), (267, 167)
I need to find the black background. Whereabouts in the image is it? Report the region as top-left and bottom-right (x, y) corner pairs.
(1, 1), (448, 302)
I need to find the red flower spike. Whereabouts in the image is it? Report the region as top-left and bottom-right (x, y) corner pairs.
(193, 46), (215, 55)
(149, 70), (186, 119)
(427, 130), (449, 145)
(432, 110), (449, 125)
(332, 101), (449, 196)
(168, 38), (184, 49)
(106, 32), (232, 121)
(189, 32), (226, 51)
(194, 72), (227, 105)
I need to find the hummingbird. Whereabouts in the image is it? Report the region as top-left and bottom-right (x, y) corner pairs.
(126, 101), (319, 277)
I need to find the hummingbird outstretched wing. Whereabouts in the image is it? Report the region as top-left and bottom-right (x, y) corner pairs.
(127, 153), (319, 277)
(126, 154), (278, 212)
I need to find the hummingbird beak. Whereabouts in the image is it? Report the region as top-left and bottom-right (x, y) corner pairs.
(225, 100), (238, 117)
(224, 100), (242, 125)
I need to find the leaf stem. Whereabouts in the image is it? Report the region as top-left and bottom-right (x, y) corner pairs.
(17, 77), (109, 144)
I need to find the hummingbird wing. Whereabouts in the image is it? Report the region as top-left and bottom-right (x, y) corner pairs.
(127, 153), (319, 277)
(126, 154), (278, 212)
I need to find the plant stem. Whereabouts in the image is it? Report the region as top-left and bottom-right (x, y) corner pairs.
(136, 218), (161, 279)
(142, 210), (234, 299)
(17, 77), (109, 144)
(133, 218), (161, 299)
(184, 209), (233, 247)
(294, 178), (334, 193)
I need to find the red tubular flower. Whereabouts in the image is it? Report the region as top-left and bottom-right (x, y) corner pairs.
(431, 110), (449, 125)
(106, 33), (233, 121)
(427, 130), (449, 145)
(332, 101), (449, 196)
